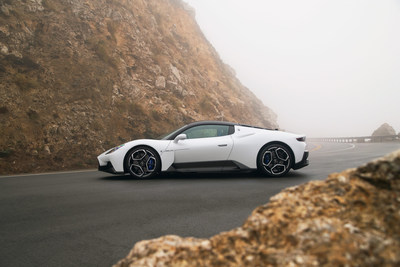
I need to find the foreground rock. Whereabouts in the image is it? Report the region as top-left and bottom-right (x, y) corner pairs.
(115, 150), (400, 266)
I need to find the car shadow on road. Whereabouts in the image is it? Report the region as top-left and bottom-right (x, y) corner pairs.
(99, 171), (308, 181)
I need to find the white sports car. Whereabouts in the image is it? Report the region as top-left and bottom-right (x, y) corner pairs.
(98, 121), (309, 178)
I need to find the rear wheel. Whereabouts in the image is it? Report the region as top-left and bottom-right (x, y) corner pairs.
(258, 144), (292, 177)
(125, 146), (160, 178)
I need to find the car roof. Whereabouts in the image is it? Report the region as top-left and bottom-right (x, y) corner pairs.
(185, 121), (237, 127)
(186, 121), (276, 131)
(162, 121), (276, 140)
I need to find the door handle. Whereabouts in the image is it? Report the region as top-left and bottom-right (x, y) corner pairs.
(218, 144), (228, 147)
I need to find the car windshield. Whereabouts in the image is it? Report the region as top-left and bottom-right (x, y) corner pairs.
(158, 124), (187, 140)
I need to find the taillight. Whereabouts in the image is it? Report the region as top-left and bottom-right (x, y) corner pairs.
(296, 136), (306, 142)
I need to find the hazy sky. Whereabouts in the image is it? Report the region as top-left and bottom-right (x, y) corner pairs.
(183, 0), (400, 137)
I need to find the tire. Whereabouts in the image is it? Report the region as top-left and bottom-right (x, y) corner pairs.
(125, 146), (161, 178)
(258, 143), (293, 177)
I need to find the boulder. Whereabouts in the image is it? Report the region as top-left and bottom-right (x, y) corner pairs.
(155, 76), (166, 89)
(115, 149), (400, 266)
(170, 64), (181, 83)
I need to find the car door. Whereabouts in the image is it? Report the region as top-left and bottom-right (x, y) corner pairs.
(170, 124), (234, 168)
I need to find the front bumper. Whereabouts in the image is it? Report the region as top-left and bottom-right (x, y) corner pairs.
(292, 151), (309, 170)
(98, 161), (123, 174)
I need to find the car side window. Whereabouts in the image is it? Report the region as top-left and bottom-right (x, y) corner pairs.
(182, 125), (231, 139)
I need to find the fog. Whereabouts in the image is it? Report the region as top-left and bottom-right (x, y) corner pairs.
(183, 0), (400, 137)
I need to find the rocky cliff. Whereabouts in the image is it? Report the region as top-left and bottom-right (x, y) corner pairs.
(0, 0), (277, 174)
(372, 123), (396, 136)
(115, 150), (400, 266)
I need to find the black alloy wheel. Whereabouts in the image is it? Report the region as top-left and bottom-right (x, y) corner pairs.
(258, 143), (292, 177)
(125, 146), (160, 178)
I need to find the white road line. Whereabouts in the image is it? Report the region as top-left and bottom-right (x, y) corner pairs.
(322, 144), (356, 153)
(0, 169), (97, 179)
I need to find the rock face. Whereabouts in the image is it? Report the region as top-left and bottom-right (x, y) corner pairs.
(0, 0), (278, 174)
(115, 150), (400, 267)
(372, 123), (396, 136)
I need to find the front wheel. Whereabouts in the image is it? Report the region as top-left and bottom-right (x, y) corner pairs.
(125, 146), (161, 178)
(258, 144), (292, 177)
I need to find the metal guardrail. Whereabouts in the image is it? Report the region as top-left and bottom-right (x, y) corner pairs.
(309, 135), (400, 143)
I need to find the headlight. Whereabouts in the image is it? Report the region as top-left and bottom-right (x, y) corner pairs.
(106, 144), (125, 155)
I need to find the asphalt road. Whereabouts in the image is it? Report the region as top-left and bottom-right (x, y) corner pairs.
(1, 142), (399, 267)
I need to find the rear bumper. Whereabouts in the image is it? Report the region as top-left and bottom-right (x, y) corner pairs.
(293, 151), (309, 170)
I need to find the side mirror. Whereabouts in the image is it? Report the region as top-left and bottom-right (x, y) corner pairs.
(173, 134), (187, 143)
